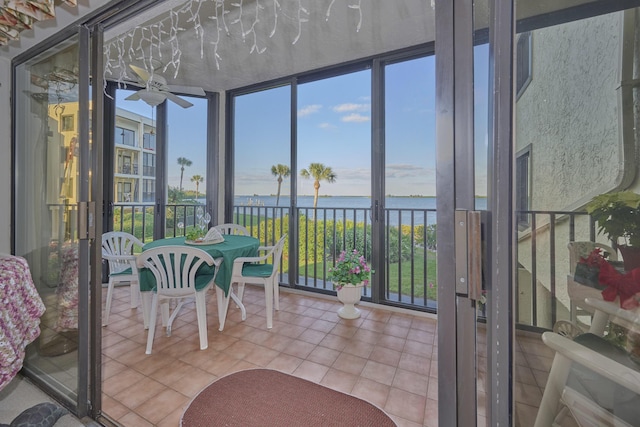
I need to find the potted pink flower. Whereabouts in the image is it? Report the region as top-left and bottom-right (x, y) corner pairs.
(329, 249), (373, 319)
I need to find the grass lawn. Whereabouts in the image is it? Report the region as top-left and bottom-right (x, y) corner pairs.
(293, 249), (438, 301)
(387, 250), (437, 300)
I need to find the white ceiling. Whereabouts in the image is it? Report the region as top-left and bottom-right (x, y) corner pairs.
(2, 0), (599, 92)
(103, 0), (437, 93)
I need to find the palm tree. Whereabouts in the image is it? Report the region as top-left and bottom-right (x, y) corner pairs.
(270, 164), (290, 206)
(300, 163), (337, 208)
(168, 186), (181, 204)
(191, 174), (204, 200)
(177, 157), (192, 191)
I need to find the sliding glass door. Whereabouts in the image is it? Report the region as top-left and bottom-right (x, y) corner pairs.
(13, 29), (95, 415)
(516, 2), (640, 426)
(108, 89), (209, 242)
(383, 55), (438, 308)
(296, 70), (372, 291)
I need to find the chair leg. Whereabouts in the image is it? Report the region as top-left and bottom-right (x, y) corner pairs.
(166, 298), (186, 337)
(273, 281), (280, 312)
(229, 290), (247, 321)
(103, 278), (116, 327)
(588, 309), (609, 335)
(140, 292), (152, 330)
(195, 292), (208, 350)
(265, 280), (273, 329)
(533, 353), (573, 427)
(216, 286), (232, 331)
(130, 281), (140, 309)
(145, 295), (159, 355)
(237, 281), (246, 303)
(160, 301), (170, 327)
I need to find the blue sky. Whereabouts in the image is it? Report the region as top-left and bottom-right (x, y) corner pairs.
(116, 45), (489, 198)
(116, 90), (209, 191)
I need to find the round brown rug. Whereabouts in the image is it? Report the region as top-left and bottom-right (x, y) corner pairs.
(181, 368), (396, 426)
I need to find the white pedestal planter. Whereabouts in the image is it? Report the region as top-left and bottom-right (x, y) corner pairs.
(336, 282), (365, 319)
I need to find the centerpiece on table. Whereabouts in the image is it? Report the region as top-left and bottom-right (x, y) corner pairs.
(184, 209), (222, 245)
(185, 228), (206, 243)
(329, 249), (373, 319)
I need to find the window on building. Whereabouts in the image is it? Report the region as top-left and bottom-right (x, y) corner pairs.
(516, 31), (532, 99)
(122, 182), (132, 202)
(116, 126), (136, 146)
(61, 115), (74, 131)
(122, 155), (131, 174)
(516, 146), (531, 229)
(143, 179), (155, 203)
(143, 153), (155, 177)
(143, 132), (156, 150)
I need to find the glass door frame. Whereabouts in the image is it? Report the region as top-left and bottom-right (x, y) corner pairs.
(10, 24), (99, 419)
(435, 0), (515, 425)
(90, 23), (105, 419)
(485, 0), (516, 424)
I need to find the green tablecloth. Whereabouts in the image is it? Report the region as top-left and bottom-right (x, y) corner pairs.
(139, 235), (259, 295)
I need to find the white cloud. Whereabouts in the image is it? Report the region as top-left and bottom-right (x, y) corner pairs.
(341, 113), (370, 123)
(298, 104), (322, 117)
(318, 122), (336, 129)
(385, 163), (433, 179)
(333, 103), (369, 113)
(335, 168), (371, 181)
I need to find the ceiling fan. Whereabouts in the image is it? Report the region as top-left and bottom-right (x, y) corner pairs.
(124, 64), (205, 108)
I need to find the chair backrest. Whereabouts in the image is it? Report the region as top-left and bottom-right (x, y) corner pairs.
(568, 241), (618, 274)
(213, 223), (250, 236)
(536, 329), (640, 427)
(136, 245), (215, 297)
(266, 235), (287, 278)
(102, 231), (144, 274)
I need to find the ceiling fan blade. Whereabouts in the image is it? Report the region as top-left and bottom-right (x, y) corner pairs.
(164, 91), (194, 108)
(121, 76), (144, 86)
(129, 64), (151, 82)
(166, 84), (205, 97)
(124, 91), (141, 101)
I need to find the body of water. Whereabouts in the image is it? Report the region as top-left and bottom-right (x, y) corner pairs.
(229, 195), (487, 227)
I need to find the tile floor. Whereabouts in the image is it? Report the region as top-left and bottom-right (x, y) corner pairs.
(101, 285), (554, 427)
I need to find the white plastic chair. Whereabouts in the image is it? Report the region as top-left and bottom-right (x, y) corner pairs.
(213, 223), (250, 236)
(230, 235), (286, 329)
(534, 298), (640, 427)
(101, 231), (144, 326)
(136, 245), (221, 354)
(567, 241), (618, 323)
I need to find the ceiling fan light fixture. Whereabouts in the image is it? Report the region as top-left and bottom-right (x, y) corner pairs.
(137, 90), (166, 107)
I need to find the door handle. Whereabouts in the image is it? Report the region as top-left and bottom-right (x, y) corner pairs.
(455, 210), (482, 300)
(78, 201), (96, 240)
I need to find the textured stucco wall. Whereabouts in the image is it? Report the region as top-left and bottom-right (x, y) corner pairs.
(516, 13), (624, 212)
(515, 11), (640, 321)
